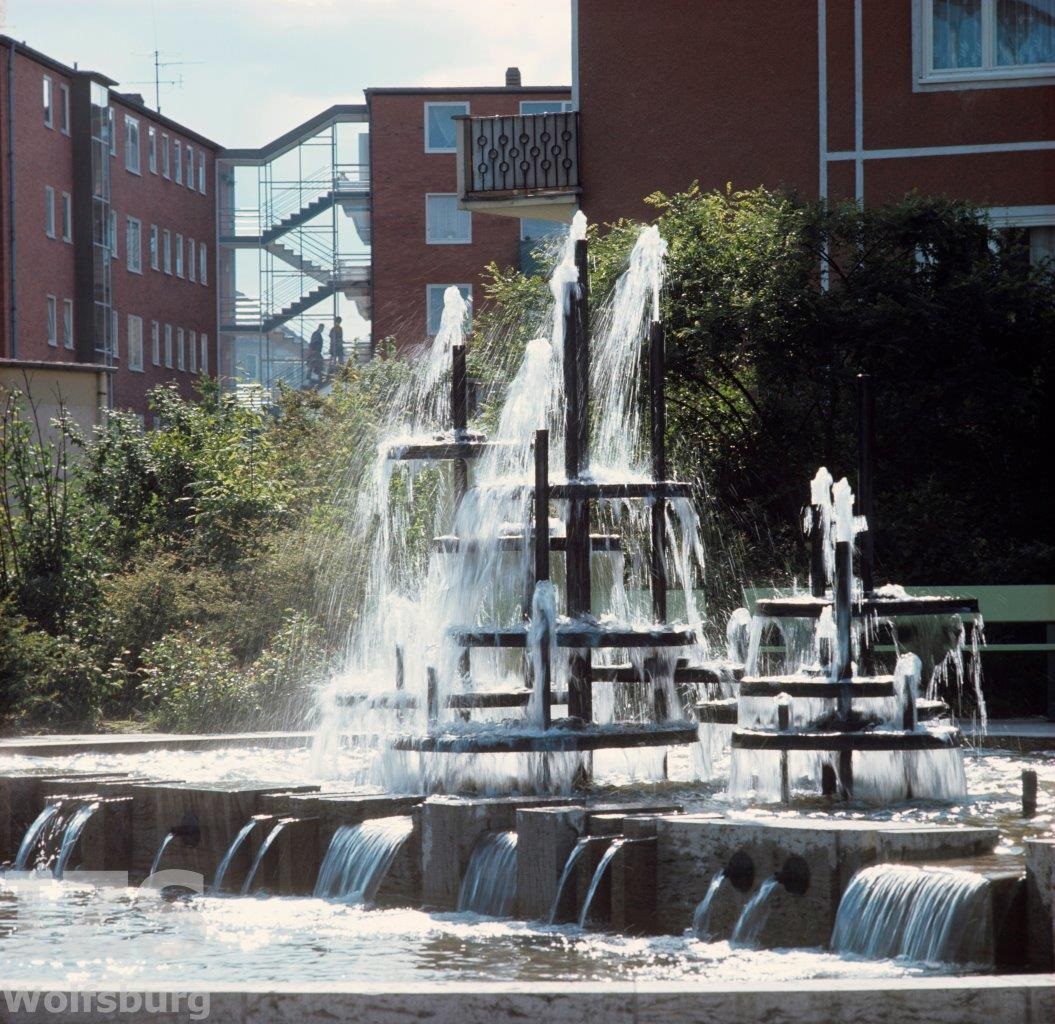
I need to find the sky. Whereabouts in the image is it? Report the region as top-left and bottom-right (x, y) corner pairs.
(5, 0), (572, 146)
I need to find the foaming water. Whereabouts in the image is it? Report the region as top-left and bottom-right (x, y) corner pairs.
(314, 816), (414, 903)
(457, 831), (518, 917)
(832, 864), (993, 965)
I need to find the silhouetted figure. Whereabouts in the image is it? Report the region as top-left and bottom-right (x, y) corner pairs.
(308, 323), (325, 383)
(329, 316), (345, 368)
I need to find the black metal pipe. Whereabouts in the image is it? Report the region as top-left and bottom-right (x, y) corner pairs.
(452, 344), (467, 435)
(857, 373), (876, 595)
(810, 505), (826, 597)
(1022, 769), (1038, 817)
(834, 540), (853, 685)
(395, 645), (404, 691)
(778, 700), (791, 803)
(426, 667), (438, 725)
(649, 320), (668, 622)
(535, 429), (550, 584)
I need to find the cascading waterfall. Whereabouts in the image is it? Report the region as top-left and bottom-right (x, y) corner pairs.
(52, 802), (99, 880)
(457, 831), (518, 917)
(313, 816), (414, 903)
(13, 803), (61, 871)
(148, 831), (176, 877)
(212, 819), (262, 893)
(241, 820), (289, 895)
(729, 877), (780, 948)
(691, 870), (727, 940)
(831, 864), (993, 965)
(547, 835), (607, 924)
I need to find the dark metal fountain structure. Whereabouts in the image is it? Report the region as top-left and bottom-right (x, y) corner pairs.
(374, 237), (714, 762)
(711, 374), (979, 801)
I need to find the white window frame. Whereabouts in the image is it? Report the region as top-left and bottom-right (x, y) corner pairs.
(186, 145), (194, 189)
(162, 229), (172, 274)
(200, 333), (208, 373)
(914, 0), (1055, 90)
(519, 100), (575, 114)
(61, 192), (72, 243)
(198, 152), (206, 193)
(44, 186), (56, 238)
(188, 236), (196, 282)
(175, 233), (184, 277)
(174, 140), (182, 184)
(148, 126), (158, 173)
(59, 83), (70, 134)
(426, 193), (472, 244)
(62, 298), (74, 350)
(127, 314), (144, 371)
(124, 115), (141, 174)
(161, 133), (170, 179)
(424, 101), (469, 153)
(189, 329), (197, 372)
(126, 217), (142, 273)
(149, 225), (160, 270)
(164, 323), (173, 368)
(988, 203), (1055, 265)
(43, 76), (53, 128)
(177, 327), (185, 370)
(151, 320), (160, 365)
(199, 242), (208, 285)
(46, 295), (57, 346)
(425, 283), (472, 336)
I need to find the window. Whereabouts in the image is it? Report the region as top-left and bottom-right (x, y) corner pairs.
(109, 209), (118, 259)
(174, 140), (182, 184)
(199, 242), (208, 285)
(148, 126), (158, 173)
(124, 116), (141, 173)
(44, 186), (56, 238)
(175, 234), (184, 277)
(126, 217), (142, 272)
(161, 133), (170, 178)
(63, 299), (73, 349)
(426, 194), (471, 244)
(107, 107), (116, 155)
(61, 192), (72, 242)
(151, 320), (160, 365)
(177, 327), (185, 370)
(198, 152), (206, 193)
(426, 283), (471, 335)
(128, 315), (144, 371)
(59, 84), (70, 134)
(919, 0), (1055, 86)
(149, 225), (160, 270)
(424, 102), (468, 152)
(111, 308), (119, 359)
(189, 330), (197, 372)
(200, 334), (208, 373)
(163, 229), (172, 274)
(164, 324), (173, 367)
(519, 100), (575, 114)
(46, 295), (57, 346)
(43, 76), (53, 127)
(188, 237), (196, 282)
(186, 145), (194, 189)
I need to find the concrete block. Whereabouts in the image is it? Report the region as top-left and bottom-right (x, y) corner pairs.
(77, 796), (134, 873)
(375, 807), (423, 909)
(244, 816), (319, 895)
(876, 827), (999, 864)
(515, 805), (586, 920)
(610, 835), (658, 933)
(1025, 837), (1055, 971)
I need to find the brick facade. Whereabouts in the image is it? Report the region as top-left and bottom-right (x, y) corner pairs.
(368, 85), (570, 350)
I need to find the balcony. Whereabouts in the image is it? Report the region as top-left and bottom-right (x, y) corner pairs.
(456, 112), (580, 222)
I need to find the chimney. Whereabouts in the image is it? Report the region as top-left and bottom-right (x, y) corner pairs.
(505, 66), (522, 88)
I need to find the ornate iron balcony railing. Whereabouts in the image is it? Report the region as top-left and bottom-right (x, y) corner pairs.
(459, 111), (580, 197)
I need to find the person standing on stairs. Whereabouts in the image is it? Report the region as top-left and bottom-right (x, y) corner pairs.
(329, 316), (345, 370)
(307, 323), (325, 384)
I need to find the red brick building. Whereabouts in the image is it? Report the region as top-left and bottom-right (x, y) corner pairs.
(0, 38), (219, 424)
(460, 2), (1055, 260)
(367, 72), (570, 348)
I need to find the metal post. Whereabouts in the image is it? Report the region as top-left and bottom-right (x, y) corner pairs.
(834, 541), (853, 685)
(838, 750), (854, 801)
(778, 700), (791, 805)
(564, 238), (591, 724)
(535, 429), (552, 730)
(1022, 769), (1038, 817)
(426, 667), (438, 726)
(649, 320), (668, 622)
(452, 344), (469, 503)
(395, 645), (404, 691)
(856, 373), (876, 595)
